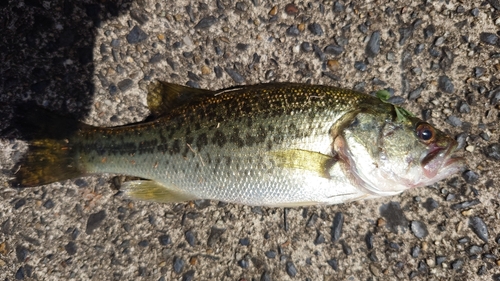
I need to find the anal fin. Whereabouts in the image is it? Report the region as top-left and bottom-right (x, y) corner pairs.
(121, 180), (197, 203)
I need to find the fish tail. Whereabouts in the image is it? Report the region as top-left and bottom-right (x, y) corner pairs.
(10, 105), (89, 187)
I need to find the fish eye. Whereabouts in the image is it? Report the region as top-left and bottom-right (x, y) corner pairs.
(416, 123), (435, 143)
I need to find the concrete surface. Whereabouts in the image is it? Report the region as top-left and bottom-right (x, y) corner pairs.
(1, 0), (500, 280)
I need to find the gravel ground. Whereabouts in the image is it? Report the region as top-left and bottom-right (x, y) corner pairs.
(1, 0), (500, 280)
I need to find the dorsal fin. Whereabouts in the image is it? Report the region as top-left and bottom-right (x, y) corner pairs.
(147, 81), (216, 116)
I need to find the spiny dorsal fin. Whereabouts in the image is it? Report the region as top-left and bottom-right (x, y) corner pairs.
(269, 149), (337, 179)
(147, 81), (216, 116)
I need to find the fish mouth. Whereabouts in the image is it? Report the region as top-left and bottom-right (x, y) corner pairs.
(421, 140), (465, 179)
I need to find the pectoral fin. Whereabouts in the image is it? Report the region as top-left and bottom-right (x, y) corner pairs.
(269, 149), (337, 179)
(121, 180), (197, 203)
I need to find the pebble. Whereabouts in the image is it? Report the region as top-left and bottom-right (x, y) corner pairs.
(354, 61), (367, 71)
(450, 199), (481, 210)
(239, 238), (250, 246)
(479, 32), (498, 45)
(365, 231), (374, 250)
(474, 67), (486, 77)
(285, 3), (299, 15)
(117, 79), (134, 92)
(224, 67), (245, 83)
(369, 263), (381, 277)
(340, 240), (352, 255)
(411, 245), (420, 258)
(43, 199), (54, 209)
(130, 10), (149, 25)
(438, 76), (454, 93)
(462, 170), (479, 184)
(65, 242), (77, 255)
(333, 1), (344, 12)
(314, 231), (325, 245)
(469, 216), (488, 242)
(235, 2), (247, 12)
(301, 42), (312, 52)
(434, 36), (445, 46)
(237, 258), (249, 268)
(457, 100), (470, 113)
(324, 44), (343, 56)
(423, 198), (438, 212)
(379, 202), (408, 234)
(313, 44), (325, 61)
(399, 25), (414, 45)
(446, 116), (462, 127)
(194, 16), (217, 29)
(285, 261), (297, 277)
(14, 199), (26, 209)
(173, 256), (184, 273)
(366, 31), (381, 57)
(308, 23), (324, 36)
(286, 25), (300, 36)
(185, 230), (196, 246)
(261, 271), (271, 281)
(265, 250), (276, 259)
(484, 143), (500, 160)
(149, 53), (163, 64)
(126, 26), (148, 44)
(467, 245), (482, 255)
(138, 240), (148, 247)
(451, 259), (463, 270)
(158, 234), (171, 245)
(327, 258), (339, 271)
(331, 212), (344, 242)
(86, 210), (106, 235)
(423, 25), (435, 39)
(16, 245), (28, 262)
(182, 270), (195, 281)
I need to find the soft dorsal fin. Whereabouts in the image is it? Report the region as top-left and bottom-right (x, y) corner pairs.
(269, 149), (338, 179)
(147, 81), (216, 116)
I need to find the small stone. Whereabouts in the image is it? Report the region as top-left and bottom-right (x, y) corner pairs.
(86, 210), (106, 234)
(158, 234), (171, 245)
(469, 216), (488, 243)
(117, 79), (134, 92)
(450, 199), (481, 210)
(16, 245), (28, 262)
(480, 32), (498, 45)
(484, 143), (500, 160)
(423, 198), (439, 212)
(14, 199), (26, 209)
(331, 212), (344, 242)
(301, 42), (312, 52)
(438, 76), (454, 93)
(173, 256), (184, 273)
(126, 26), (148, 44)
(327, 60), (340, 71)
(379, 202), (408, 234)
(308, 23), (324, 36)
(65, 242), (77, 255)
(462, 170), (479, 184)
(369, 263), (381, 277)
(411, 245), (420, 258)
(265, 250), (276, 259)
(239, 238), (250, 246)
(365, 231), (374, 250)
(436, 256), (446, 266)
(261, 271), (271, 281)
(366, 31), (381, 57)
(467, 245), (482, 255)
(333, 1), (344, 12)
(324, 44), (343, 56)
(314, 231), (325, 245)
(182, 270), (195, 281)
(268, 6), (278, 16)
(286, 25), (300, 36)
(194, 16), (217, 29)
(235, 2), (247, 12)
(185, 230), (196, 246)
(43, 199), (54, 209)
(149, 53), (163, 64)
(423, 25), (435, 39)
(340, 240), (352, 255)
(471, 7), (479, 16)
(451, 259), (463, 270)
(138, 240), (148, 247)
(354, 61), (367, 71)
(201, 65), (211, 75)
(285, 3), (299, 15)
(285, 261), (297, 277)
(327, 258), (338, 271)
(414, 44), (425, 54)
(237, 259), (249, 268)
(224, 67), (245, 83)
(130, 10), (149, 25)
(474, 67), (486, 77)
(446, 116), (462, 127)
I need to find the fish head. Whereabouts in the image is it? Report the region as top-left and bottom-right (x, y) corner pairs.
(334, 111), (465, 196)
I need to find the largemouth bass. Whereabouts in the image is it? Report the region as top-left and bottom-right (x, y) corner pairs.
(11, 82), (464, 206)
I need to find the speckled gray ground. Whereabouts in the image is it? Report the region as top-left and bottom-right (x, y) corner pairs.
(1, 0), (500, 280)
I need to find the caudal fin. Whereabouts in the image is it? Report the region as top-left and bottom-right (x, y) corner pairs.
(10, 105), (89, 187)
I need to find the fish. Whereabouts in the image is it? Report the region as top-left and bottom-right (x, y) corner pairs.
(10, 82), (465, 207)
